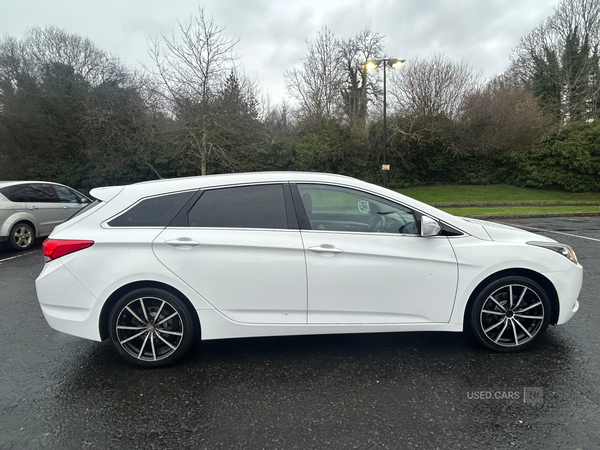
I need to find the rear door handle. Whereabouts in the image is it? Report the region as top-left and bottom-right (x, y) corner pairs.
(29, 206), (38, 210)
(308, 244), (343, 254)
(165, 238), (201, 249)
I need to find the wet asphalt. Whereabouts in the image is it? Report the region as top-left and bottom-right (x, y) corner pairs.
(0, 217), (598, 450)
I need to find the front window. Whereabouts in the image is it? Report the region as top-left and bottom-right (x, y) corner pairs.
(297, 184), (419, 234)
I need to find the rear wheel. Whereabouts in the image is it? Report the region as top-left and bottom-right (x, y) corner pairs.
(9, 222), (34, 251)
(109, 288), (195, 367)
(470, 276), (551, 352)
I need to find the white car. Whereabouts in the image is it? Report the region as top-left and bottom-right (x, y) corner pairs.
(35, 172), (582, 367)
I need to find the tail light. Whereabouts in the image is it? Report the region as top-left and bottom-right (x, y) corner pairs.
(43, 239), (94, 262)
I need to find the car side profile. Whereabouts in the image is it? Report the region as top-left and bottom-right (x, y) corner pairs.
(0, 181), (91, 251)
(35, 172), (582, 367)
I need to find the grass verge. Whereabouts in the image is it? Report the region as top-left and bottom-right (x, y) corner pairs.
(398, 185), (600, 206)
(439, 205), (600, 217)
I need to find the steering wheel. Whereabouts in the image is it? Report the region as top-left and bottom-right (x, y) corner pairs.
(368, 213), (385, 232)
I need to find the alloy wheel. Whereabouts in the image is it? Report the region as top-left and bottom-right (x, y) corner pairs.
(13, 225), (33, 249)
(479, 284), (545, 348)
(115, 296), (185, 362)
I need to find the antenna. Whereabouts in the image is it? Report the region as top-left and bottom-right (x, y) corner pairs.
(147, 162), (164, 180)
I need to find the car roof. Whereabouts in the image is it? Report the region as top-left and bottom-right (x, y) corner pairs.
(0, 180), (64, 188)
(90, 172), (358, 200)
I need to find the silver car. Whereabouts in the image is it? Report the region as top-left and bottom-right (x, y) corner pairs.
(0, 181), (91, 251)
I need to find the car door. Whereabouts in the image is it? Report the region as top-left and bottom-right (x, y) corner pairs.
(294, 183), (458, 324)
(52, 184), (90, 220)
(153, 183), (308, 324)
(23, 183), (65, 236)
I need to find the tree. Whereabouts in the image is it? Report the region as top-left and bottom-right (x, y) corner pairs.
(509, 0), (600, 124)
(285, 27), (344, 124)
(338, 30), (385, 129)
(388, 53), (482, 121)
(460, 75), (552, 156)
(0, 27), (155, 188)
(147, 7), (242, 175)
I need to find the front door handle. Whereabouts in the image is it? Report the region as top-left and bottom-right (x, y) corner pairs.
(308, 244), (343, 254)
(165, 238), (201, 249)
(29, 206), (38, 210)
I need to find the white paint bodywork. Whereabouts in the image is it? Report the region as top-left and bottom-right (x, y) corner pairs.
(35, 172), (583, 343)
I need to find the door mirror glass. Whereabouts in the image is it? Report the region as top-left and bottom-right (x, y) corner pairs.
(421, 216), (442, 236)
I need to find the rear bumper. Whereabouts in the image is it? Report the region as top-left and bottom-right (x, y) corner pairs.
(35, 259), (103, 341)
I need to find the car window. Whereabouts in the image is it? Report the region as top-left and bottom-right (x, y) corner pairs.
(0, 185), (27, 203)
(188, 184), (288, 229)
(54, 185), (83, 203)
(24, 184), (58, 203)
(297, 184), (418, 234)
(108, 191), (196, 227)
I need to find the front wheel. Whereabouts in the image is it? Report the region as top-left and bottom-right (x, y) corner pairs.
(470, 276), (551, 352)
(109, 288), (195, 367)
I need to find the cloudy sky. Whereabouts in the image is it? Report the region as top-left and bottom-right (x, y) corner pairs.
(0, 0), (560, 101)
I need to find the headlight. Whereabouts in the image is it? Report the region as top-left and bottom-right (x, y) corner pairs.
(527, 241), (579, 265)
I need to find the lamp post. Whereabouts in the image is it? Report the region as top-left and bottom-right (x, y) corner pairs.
(365, 58), (405, 188)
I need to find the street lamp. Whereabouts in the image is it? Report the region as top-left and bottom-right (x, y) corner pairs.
(365, 58), (405, 188)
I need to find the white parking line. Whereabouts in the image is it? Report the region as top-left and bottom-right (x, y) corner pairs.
(500, 223), (600, 242)
(0, 250), (39, 264)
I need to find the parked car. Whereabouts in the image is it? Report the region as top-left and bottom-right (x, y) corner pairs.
(0, 181), (91, 251)
(35, 172), (582, 367)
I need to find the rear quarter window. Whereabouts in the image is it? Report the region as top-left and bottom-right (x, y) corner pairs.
(108, 191), (196, 227)
(0, 185), (27, 203)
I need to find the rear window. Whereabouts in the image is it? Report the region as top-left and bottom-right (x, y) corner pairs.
(108, 191), (196, 227)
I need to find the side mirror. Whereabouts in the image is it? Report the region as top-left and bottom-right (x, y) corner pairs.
(421, 216), (441, 236)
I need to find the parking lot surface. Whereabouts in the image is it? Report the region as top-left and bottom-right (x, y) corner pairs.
(0, 217), (598, 449)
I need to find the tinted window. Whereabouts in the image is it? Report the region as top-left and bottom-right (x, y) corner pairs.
(297, 184), (419, 234)
(109, 191), (196, 227)
(0, 183), (57, 203)
(188, 184), (288, 229)
(30, 184), (58, 202)
(0, 185), (27, 202)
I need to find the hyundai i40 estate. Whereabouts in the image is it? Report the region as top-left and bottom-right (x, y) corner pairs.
(35, 172), (582, 367)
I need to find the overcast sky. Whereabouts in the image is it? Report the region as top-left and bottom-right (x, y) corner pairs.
(0, 0), (560, 102)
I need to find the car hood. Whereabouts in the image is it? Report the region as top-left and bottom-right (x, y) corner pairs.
(460, 218), (557, 244)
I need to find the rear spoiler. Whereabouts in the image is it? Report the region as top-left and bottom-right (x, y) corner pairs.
(89, 186), (125, 202)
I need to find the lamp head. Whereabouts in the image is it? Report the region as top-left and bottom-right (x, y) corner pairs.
(365, 60), (381, 71)
(388, 59), (406, 69)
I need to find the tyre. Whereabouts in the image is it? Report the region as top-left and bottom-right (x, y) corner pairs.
(470, 276), (551, 352)
(108, 288), (195, 367)
(9, 222), (34, 251)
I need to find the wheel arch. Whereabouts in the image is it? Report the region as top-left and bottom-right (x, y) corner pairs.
(463, 268), (559, 328)
(99, 280), (201, 341)
(9, 219), (37, 237)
